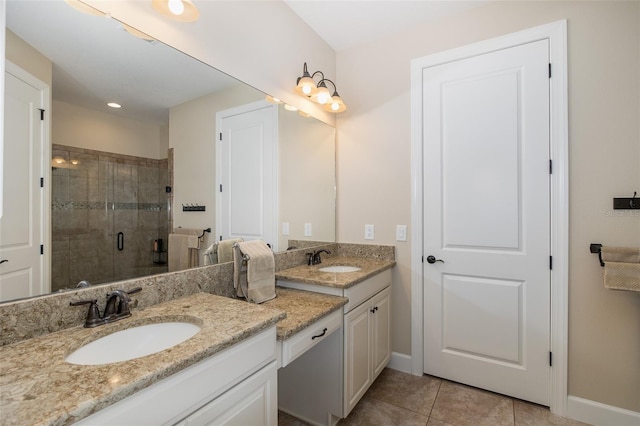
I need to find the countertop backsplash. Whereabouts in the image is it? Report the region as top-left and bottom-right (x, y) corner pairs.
(0, 242), (394, 347)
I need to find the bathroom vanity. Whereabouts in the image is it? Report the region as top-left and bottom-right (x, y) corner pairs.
(276, 256), (394, 423)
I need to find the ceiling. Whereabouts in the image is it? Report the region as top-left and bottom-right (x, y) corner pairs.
(5, 0), (487, 124)
(284, 0), (488, 51)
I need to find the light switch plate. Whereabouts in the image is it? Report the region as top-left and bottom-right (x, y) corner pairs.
(364, 224), (375, 240)
(282, 222), (289, 236)
(304, 223), (312, 236)
(396, 225), (407, 241)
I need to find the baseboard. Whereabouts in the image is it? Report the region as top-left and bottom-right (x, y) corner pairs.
(567, 395), (640, 426)
(387, 352), (412, 374)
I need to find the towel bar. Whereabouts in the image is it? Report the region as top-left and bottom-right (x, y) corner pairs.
(590, 243), (604, 267)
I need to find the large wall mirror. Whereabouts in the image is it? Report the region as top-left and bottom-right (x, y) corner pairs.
(2, 1), (335, 302)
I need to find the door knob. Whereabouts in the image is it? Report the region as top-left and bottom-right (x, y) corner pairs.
(426, 255), (444, 264)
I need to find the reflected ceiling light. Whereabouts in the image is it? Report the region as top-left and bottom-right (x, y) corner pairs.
(71, 159), (80, 165)
(107, 102), (122, 109)
(298, 110), (312, 118)
(284, 104), (298, 112)
(294, 63), (347, 113)
(265, 95), (282, 104)
(53, 156), (66, 164)
(122, 23), (155, 41)
(64, 0), (105, 17)
(152, 0), (200, 22)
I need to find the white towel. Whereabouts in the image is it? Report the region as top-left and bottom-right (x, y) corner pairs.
(233, 240), (276, 303)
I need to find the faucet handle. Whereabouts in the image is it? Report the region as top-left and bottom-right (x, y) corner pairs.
(127, 287), (142, 295)
(70, 299), (105, 328)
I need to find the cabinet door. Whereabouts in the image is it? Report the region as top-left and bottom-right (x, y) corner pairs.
(344, 300), (372, 415)
(371, 287), (391, 378)
(180, 361), (277, 426)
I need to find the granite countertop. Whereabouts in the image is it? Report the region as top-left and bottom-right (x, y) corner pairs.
(275, 256), (395, 288)
(264, 288), (348, 340)
(0, 293), (285, 426)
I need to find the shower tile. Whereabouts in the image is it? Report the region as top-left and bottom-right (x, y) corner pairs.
(52, 175), (69, 202)
(70, 256), (100, 284)
(68, 177), (88, 202)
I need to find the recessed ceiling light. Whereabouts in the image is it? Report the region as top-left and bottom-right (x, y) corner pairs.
(107, 102), (122, 109)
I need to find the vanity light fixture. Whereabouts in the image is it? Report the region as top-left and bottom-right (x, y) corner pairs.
(284, 104), (298, 112)
(265, 95), (282, 104)
(294, 63), (347, 113)
(107, 102), (122, 109)
(152, 0), (200, 22)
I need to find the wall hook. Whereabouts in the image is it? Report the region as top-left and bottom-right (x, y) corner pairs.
(613, 191), (640, 210)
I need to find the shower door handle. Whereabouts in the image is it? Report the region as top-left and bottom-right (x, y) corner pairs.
(117, 232), (124, 251)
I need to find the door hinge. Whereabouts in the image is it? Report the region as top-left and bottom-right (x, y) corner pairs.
(549, 351), (553, 366)
(40, 244), (44, 255)
(550, 256), (553, 270)
(39, 109), (45, 120)
(40, 177), (44, 188)
(421, 255), (424, 263)
(548, 63), (552, 78)
(219, 235), (223, 241)
(219, 132), (222, 141)
(549, 159), (553, 174)
(219, 184), (222, 192)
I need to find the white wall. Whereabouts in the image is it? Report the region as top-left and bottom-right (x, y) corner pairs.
(335, 0), (640, 413)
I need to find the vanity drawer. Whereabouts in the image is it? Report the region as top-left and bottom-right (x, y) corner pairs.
(280, 309), (342, 368)
(343, 269), (391, 313)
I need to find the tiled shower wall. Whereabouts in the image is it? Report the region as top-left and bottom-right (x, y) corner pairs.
(51, 145), (170, 292)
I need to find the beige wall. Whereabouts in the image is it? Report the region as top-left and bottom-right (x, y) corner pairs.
(5, 29), (51, 87)
(278, 104), (336, 250)
(336, 0), (640, 412)
(53, 100), (167, 159)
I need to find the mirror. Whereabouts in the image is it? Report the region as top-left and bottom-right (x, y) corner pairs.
(3, 1), (335, 300)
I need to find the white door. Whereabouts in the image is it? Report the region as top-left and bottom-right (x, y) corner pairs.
(0, 68), (48, 301)
(423, 40), (551, 405)
(217, 102), (277, 250)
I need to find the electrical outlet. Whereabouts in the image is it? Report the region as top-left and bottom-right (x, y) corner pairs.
(396, 225), (407, 241)
(364, 224), (375, 240)
(304, 223), (312, 236)
(282, 222), (289, 236)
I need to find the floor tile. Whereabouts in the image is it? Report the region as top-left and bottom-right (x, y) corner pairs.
(278, 410), (311, 426)
(513, 400), (590, 426)
(367, 368), (442, 415)
(338, 395), (429, 426)
(426, 418), (455, 426)
(430, 380), (515, 426)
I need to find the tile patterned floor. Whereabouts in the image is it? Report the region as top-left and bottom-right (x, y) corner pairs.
(279, 368), (591, 426)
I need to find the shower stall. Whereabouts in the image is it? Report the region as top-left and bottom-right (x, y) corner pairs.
(51, 145), (170, 292)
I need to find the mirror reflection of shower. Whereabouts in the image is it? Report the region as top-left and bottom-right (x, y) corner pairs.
(51, 145), (170, 292)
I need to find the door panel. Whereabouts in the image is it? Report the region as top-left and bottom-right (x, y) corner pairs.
(0, 71), (45, 301)
(218, 103), (277, 249)
(423, 39), (551, 405)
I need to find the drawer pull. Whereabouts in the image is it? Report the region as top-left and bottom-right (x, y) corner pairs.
(311, 327), (328, 340)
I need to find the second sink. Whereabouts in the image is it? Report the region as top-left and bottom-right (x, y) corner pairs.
(66, 321), (201, 365)
(318, 265), (362, 273)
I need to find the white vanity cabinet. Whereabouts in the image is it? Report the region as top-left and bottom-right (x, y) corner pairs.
(344, 286), (390, 414)
(76, 327), (278, 426)
(278, 268), (392, 420)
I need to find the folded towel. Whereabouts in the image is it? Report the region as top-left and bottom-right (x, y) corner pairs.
(604, 262), (640, 292)
(168, 234), (196, 272)
(187, 235), (200, 249)
(233, 240), (276, 303)
(601, 246), (640, 263)
(218, 238), (243, 263)
(601, 246), (640, 292)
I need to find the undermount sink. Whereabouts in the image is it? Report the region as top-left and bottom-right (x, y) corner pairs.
(65, 321), (201, 365)
(318, 265), (362, 273)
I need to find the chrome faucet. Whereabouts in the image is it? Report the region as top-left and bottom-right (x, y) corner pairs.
(308, 249), (331, 265)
